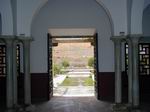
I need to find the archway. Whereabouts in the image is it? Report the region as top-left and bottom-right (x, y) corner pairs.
(31, 0), (114, 101)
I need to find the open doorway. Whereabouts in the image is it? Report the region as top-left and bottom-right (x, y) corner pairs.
(52, 37), (94, 97)
(47, 28), (99, 99)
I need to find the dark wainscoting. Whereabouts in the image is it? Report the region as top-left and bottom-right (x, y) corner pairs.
(1, 72), (150, 103)
(0, 76), (6, 101)
(140, 75), (150, 102)
(31, 73), (49, 102)
(98, 72), (115, 101)
(18, 73), (49, 103)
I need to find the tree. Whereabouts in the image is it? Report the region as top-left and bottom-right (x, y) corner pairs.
(88, 57), (94, 68)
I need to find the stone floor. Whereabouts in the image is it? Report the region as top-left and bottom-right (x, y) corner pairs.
(1, 96), (150, 112)
(32, 97), (112, 112)
(53, 86), (94, 97)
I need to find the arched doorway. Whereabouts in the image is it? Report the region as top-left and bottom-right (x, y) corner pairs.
(47, 28), (99, 99)
(31, 0), (113, 101)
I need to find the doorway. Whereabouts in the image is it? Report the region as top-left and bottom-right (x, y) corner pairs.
(47, 29), (99, 99)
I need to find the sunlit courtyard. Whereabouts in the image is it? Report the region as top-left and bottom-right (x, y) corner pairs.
(52, 40), (95, 97)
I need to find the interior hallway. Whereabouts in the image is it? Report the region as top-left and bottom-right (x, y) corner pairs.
(28, 97), (150, 112)
(33, 97), (112, 112)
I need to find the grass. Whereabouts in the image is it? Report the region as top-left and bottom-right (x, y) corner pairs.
(60, 76), (94, 86)
(83, 77), (94, 86)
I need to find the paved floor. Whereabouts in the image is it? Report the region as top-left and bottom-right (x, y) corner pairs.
(54, 86), (94, 97)
(33, 97), (112, 112)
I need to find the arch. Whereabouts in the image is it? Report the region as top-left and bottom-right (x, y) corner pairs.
(142, 4), (150, 36)
(31, 0), (114, 73)
(30, 0), (114, 36)
(30, 0), (48, 36)
(94, 0), (114, 36)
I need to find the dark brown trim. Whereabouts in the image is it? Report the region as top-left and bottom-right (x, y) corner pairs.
(98, 72), (115, 101)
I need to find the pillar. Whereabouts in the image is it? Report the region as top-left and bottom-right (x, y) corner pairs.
(12, 40), (18, 106)
(5, 38), (13, 108)
(23, 39), (31, 105)
(130, 36), (141, 108)
(126, 38), (133, 105)
(111, 37), (124, 104)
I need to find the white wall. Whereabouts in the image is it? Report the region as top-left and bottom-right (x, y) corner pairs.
(0, 13), (1, 34)
(97, 0), (128, 35)
(31, 0), (113, 73)
(17, 0), (129, 36)
(0, 0), (13, 35)
(131, 0), (144, 34)
(17, 0), (47, 36)
(143, 5), (150, 36)
(0, 0), (145, 36)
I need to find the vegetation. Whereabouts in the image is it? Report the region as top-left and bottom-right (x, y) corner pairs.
(61, 59), (70, 68)
(83, 77), (94, 86)
(60, 77), (94, 86)
(53, 64), (62, 76)
(88, 57), (94, 68)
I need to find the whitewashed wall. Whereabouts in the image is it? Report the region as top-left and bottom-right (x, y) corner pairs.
(31, 0), (113, 73)
(0, 0), (148, 73)
(0, 0), (13, 35)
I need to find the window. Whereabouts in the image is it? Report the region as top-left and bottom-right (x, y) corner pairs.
(0, 44), (20, 77)
(125, 43), (150, 75)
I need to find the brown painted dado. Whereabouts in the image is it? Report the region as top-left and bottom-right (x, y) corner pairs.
(0, 72), (150, 104)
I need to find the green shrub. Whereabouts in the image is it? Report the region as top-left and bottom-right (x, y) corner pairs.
(88, 57), (94, 68)
(61, 59), (70, 68)
(53, 64), (62, 76)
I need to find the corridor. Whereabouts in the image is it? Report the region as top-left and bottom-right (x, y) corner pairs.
(33, 97), (112, 112)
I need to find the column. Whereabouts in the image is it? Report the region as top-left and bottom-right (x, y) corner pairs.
(130, 36), (141, 108)
(23, 39), (31, 105)
(126, 38), (133, 105)
(111, 37), (124, 104)
(12, 40), (18, 106)
(5, 38), (13, 108)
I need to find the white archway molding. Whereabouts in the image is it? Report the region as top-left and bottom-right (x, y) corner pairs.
(30, 0), (114, 36)
(17, 0), (48, 36)
(97, 0), (128, 36)
(95, 0), (114, 36)
(131, 0), (144, 34)
(30, 0), (113, 73)
(0, 0), (13, 35)
(30, 0), (48, 36)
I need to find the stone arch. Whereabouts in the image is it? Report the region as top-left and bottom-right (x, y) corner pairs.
(94, 0), (114, 36)
(30, 0), (114, 73)
(30, 0), (48, 35)
(30, 0), (114, 36)
(143, 4), (150, 36)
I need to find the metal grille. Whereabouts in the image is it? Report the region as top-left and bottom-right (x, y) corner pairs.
(0, 45), (6, 76)
(0, 44), (20, 77)
(125, 43), (150, 75)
